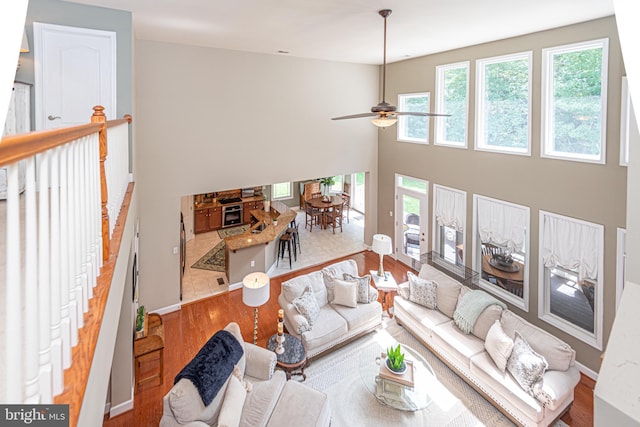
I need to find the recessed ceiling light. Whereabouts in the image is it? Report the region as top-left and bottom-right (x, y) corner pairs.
(277, 50), (289, 54)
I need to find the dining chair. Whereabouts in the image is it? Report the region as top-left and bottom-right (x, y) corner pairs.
(304, 201), (322, 232)
(325, 203), (343, 234)
(341, 193), (351, 224)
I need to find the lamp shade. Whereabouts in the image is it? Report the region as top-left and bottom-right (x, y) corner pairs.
(372, 234), (392, 255)
(242, 272), (270, 307)
(20, 30), (29, 53)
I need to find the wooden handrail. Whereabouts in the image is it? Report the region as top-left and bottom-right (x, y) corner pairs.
(0, 111), (132, 168)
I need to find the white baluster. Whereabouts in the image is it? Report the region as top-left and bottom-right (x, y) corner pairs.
(5, 163), (23, 403)
(49, 147), (63, 395)
(37, 151), (52, 403)
(24, 157), (40, 403)
(72, 141), (84, 327)
(67, 142), (79, 343)
(59, 144), (72, 367)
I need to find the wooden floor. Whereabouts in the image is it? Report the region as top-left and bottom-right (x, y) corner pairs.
(103, 251), (594, 427)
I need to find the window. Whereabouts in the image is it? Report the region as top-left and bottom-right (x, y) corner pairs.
(435, 62), (469, 147)
(475, 52), (532, 155)
(329, 175), (344, 193)
(433, 185), (466, 265)
(473, 195), (529, 310)
(351, 172), (365, 213)
(538, 211), (604, 349)
(271, 182), (292, 200)
(541, 39), (609, 164)
(397, 92), (430, 143)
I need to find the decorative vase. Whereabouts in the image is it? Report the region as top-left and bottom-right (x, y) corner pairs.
(264, 200), (270, 212)
(386, 358), (407, 375)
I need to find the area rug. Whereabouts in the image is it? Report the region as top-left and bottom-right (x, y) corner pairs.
(304, 320), (569, 427)
(217, 224), (249, 239)
(191, 241), (226, 272)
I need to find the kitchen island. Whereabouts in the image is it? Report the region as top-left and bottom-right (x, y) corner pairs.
(225, 201), (297, 284)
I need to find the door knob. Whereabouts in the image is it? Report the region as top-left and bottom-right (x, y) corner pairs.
(48, 115), (61, 121)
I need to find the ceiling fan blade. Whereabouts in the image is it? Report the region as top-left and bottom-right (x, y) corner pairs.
(395, 111), (451, 117)
(331, 112), (378, 120)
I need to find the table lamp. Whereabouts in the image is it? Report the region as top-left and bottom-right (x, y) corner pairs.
(242, 272), (270, 344)
(372, 234), (393, 279)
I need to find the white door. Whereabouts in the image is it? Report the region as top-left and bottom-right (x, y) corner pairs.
(33, 22), (116, 130)
(395, 175), (429, 266)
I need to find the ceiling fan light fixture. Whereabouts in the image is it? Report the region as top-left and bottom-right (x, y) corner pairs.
(371, 116), (397, 128)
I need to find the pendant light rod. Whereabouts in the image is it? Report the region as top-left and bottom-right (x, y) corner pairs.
(379, 9), (392, 104)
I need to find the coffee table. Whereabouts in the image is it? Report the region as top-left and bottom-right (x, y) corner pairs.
(359, 343), (436, 411)
(267, 333), (307, 380)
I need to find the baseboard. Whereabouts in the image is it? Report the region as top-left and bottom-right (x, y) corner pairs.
(104, 402), (110, 415)
(153, 303), (181, 315)
(229, 281), (242, 291)
(109, 399), (133, 418)
(575, 360), (598, 381)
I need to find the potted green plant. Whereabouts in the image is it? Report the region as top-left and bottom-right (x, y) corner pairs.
(386, 344), (406, 374)
(319, 177), (336, 195)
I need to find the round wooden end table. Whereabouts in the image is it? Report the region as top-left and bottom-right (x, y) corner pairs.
(267, 333), (308, 381)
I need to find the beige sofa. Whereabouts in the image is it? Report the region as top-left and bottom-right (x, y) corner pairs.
(278, 259), (382, 358)
(394, 263), (580, 427)
(160, 322), (331, 427)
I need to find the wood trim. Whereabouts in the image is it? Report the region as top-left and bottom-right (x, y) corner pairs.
(92, 106), (111, 262)
(0, 123), (102, 167)
(54, 182), (135, 427)
(106, 114), (133, 128)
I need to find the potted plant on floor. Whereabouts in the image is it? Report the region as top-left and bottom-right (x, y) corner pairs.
(386, 344), (406, 374)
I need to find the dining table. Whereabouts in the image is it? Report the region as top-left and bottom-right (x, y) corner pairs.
(306, 195), (343, 229)
(481, 254), (524, 282)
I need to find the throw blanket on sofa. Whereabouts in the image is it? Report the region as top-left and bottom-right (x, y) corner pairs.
(174, 330), (244, 406)
(453, 290), (506, 334)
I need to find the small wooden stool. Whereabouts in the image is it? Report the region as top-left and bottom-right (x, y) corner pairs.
(134, 313), (164, 392)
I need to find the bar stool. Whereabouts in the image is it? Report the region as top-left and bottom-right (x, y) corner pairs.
(277, 233), (294, 269)
(286, 224), (301, 258)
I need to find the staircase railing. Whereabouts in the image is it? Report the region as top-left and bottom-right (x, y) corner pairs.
(0, 106), (132, 424)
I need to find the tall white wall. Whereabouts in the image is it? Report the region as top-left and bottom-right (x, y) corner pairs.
(134, 40), (379, 312)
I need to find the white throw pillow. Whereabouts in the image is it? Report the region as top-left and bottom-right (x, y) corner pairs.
(332, 278), (358, 308)
(343, 273), (376, 303)
(485, 320), (514, 372)
(407, 271), (437, 310)
(217, 374), (246, 427)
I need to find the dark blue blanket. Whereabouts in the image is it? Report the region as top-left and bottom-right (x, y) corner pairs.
(174, 329), (244, 406)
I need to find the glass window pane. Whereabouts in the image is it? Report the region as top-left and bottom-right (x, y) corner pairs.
(542, 39), (608, 163)
(398, 92), (429, 143)
(272, 182), (291, 199)
(479, 56), (530, 151)
(399, 177), (427, 193)
(436, 62), (468, 146)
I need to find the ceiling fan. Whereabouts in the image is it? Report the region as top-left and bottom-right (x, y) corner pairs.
(332, 9), (449, 128)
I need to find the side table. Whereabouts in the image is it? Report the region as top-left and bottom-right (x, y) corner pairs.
(267, 333), (308, 381)
(370, 270), (398, 318)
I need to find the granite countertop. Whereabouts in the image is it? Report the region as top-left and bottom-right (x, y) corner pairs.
(194, 195), (265, 210)
(225, 201), (296, 251)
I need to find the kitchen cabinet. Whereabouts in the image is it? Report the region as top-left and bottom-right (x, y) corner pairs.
(243, 200), (264, 224)
(194, 206), (222, 234)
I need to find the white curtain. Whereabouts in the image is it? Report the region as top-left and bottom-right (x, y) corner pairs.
(477, 197), (526, 253)
(541, 214), (600, 281)
(434, 186), (465, 232)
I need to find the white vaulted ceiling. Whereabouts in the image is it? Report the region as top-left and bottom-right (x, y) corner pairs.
(65, 0), (614, 64)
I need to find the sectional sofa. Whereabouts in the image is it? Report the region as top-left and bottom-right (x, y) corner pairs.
(394, 263), (581, 427)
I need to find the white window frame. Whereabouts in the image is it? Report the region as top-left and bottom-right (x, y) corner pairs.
(435, 61), (469, 148)
(397, 92), (430, 144)
(472, 194), (530, 311)
(432, 184), (466, 265)
(271, 181), (293, 201)
(541, 38), (609, 164)
(538, 210), (604, 350)
(620, 76), (638, 166)
(475, 51), (532, 156)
